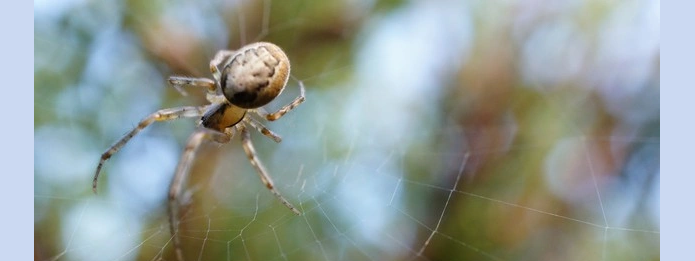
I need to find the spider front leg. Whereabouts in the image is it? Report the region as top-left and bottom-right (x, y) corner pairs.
(168, 128), (232, 261)
(255, 80), (306, 121)
(244, 116), (282, 143)
(239, 124), (301, 215)
(92, 106), (209, 193)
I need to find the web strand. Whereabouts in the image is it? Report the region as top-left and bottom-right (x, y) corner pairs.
(415, 153), (469, 257)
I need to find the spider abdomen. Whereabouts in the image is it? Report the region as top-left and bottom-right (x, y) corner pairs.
(221, 42), (290, 109)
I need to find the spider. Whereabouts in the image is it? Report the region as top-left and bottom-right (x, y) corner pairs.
(91, 42), (304, 261)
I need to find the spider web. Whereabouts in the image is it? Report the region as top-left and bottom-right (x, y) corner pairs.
(34, 0), (660, 261)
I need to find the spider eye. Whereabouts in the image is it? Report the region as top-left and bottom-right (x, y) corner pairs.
(221, 43), (290, 109)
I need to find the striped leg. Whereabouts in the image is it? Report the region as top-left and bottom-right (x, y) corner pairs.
(167, 76), (221, 103)
(244, 116), (282, 143)
(256, 80), (306, 121)
(168, 128), (231, 261)
(92, 106), (208, 193)
(239, 124), (301, 215)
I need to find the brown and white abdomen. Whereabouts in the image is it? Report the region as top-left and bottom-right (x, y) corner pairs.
(220, 42), (290, 109)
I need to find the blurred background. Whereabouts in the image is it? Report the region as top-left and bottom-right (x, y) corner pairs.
(34, 0), (659, 260)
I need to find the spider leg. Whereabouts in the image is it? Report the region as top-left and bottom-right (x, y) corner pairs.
(92, 105), (209, 193)
(167, 76), (216, 98)
(238, 124), (301, 215)
(209, 50), (236, 83)
(254, 80), (306, 121)
(168, 128), (231, 261)
(243, 116), (282, 143)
